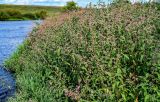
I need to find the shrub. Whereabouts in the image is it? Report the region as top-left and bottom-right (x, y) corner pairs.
(23, 13), (37, 20)
(0, 9), (48, 20)
(6, 10), (22, 19)
(63, 1), (79, 12)
(113, 0), (131, 4)
(0, 11), (10, 20)
(36, 11), (47, 19)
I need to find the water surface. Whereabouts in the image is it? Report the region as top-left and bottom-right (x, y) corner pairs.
(0, 20), (41, 101)
(0, 20), (41, 65)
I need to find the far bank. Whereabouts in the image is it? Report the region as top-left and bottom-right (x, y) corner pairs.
(0, 4), (62, 21)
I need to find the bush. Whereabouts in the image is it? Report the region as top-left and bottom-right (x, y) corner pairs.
(63, 1), (79, 12)
(113, 0), (131, 4)
(6, 10), (22, 19)
(23, 13), (37, 20)
(0, 11), (10, 20)
(0, 9), (48, 21)
(36, 11), (47, 19)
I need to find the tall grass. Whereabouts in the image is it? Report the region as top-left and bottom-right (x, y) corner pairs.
(5, 2), (160, 102)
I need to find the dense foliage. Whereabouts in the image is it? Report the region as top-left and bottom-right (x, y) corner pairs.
(5, 2), (160, 102)
(0, 11), (10, 20)
(0, 4), (63, 21)
(0, 9), (47, 20)
(63, 1), (79, 12)
(0, 4), (62, 15)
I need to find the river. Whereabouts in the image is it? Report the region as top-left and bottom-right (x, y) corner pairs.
(0, 20), (41, 101)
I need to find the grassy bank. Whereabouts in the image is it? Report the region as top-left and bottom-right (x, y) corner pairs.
(5, 2), (160, 102)
(0, 4), (62, 20)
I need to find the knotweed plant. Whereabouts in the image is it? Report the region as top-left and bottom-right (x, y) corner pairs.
(5, 2), (160, 102)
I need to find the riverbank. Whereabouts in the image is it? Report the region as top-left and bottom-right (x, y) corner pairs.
(5, 2), (160, 102)
(0, 20), (42, 101)
(0, 4), (62, 21)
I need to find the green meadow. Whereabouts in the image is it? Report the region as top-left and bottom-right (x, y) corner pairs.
(3, 1), (160, 102)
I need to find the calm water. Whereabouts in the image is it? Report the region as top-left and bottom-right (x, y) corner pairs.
(0, 20), (41, 101)
(0, 20), (41, 65)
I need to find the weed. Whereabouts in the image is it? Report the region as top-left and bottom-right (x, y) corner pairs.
(5, 2), (160, 102)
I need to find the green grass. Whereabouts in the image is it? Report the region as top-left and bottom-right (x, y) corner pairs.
(5, 2), (160, 102)
(0, 4), (62, 20)
(0, 4), (62, 15)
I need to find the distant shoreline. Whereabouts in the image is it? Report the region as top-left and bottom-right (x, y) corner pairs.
(0, 18), (42, 21)
(0, 4), (62, 21)
(0, 4), (62, 8)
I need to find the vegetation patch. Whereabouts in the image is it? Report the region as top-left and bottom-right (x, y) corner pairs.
(0, 9), (47, 20)
(63, 1), (80, 12)
(0, 4), (62, 20)
(5, 2), (160, 102)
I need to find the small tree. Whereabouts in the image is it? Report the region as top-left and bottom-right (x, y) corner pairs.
(63, 1), (79, 12)
(0, 11), (10, 20)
